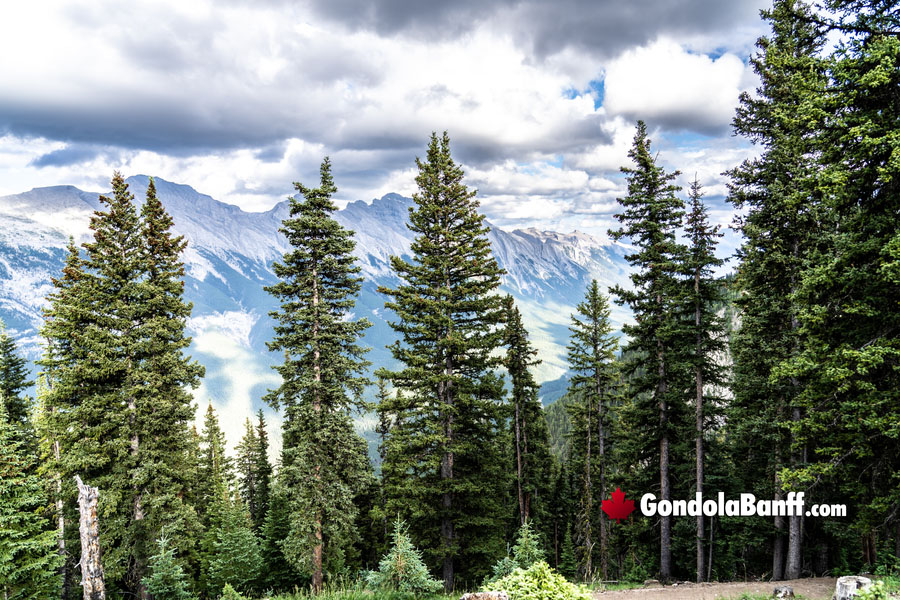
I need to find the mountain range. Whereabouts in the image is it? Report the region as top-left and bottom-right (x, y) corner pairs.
(0, 175), (634, 452)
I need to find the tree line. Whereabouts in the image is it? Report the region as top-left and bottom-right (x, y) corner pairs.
(1, 0), (898, 598)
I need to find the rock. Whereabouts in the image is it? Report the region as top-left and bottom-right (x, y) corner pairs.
(643, 579), (661, 587)
(460, 593), (509, 600)
(772, 585), (794, 598)
(832, 575), (872, 600)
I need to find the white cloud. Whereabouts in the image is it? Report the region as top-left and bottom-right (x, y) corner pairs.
(603, 38), (752, 133)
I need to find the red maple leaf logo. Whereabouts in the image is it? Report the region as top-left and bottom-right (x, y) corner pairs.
(602, 487), (635, 523)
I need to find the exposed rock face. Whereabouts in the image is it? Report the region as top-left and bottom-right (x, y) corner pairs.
(832, 575), (872, 600)
(460, 593), (509, 600)
(773, 585), (795, 598)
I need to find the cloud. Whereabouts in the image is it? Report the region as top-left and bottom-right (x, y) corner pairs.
(603, 38), (753, 134)
(305, 0), (768, 59)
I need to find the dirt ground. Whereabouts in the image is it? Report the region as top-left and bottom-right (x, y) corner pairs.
(595, 577), (837, 600)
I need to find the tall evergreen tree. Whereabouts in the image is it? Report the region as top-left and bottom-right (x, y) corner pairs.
(130, 177), (205, 596)
(236, 418), (260, 527)
(38, 174), (204, 596)
(253, 410), (272, 532)
(378, 132), (508, 590)
(0, 400), (61, 599)
(609, 122), (686, 582)
(503, 296), (553, 533)
(726, 0), (825, 579)
(779, 0), (900, 569)
(264, 157), (371, 593)
(566, 280), (619, 581)
(0, 320), (32, 432)
(682, 178), (726, 582)
(36, 239), (87, 600)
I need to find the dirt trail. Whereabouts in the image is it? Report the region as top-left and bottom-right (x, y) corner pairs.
(595, 577), (836, 600)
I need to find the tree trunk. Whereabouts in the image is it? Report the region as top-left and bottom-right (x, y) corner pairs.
(53, 435), (68, 600)
(75, 475), (105, 600)
(441, 354), (455, 592)
(582, 397), (593, 582)
(514, 398), (525, 526)
(128, 392), (148, 600)
(785, 407), (803, 580)
(311, 266), (324, 594)
(658, 337), (672, 582)
(695, 269), (705, 583)
(596, 370), (607, 581)
(773, 434), (786, 581)
(707, 515), (714, 582)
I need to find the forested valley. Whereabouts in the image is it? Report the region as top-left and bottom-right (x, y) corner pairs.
(1, 1), (899, 599)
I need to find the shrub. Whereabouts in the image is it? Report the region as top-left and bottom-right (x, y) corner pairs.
(365, 518), (442, 596)
(857, 580), (887, 600)
(482, 560), (592, 600)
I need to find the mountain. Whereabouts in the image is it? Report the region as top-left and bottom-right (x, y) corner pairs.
(0, 175), (633, 451)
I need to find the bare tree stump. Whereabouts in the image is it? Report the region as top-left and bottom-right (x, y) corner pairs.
(832, 576), (872, 600)
(75, 475), (105, 600)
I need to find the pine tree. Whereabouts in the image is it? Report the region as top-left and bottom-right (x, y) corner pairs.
(778, 0), (900, 569)
(259, 477), (301, 593)
(0, 320), (32, 432)
(512, 519), (545, 569)
(197, 403), (234, 517)
(264, 157), (371, 593)
(36, 239), (87, 600)
(726, 0), (825, 579)
(236, 418), (259, 527)
(130, 176), (205, 595)
(141, 535), (192, 600)
(0, 400), (61, 599)
(609, 122), (687, 582)
(566, 280), (619, 581)
(38, 174), (204, 595)
(682, 178), (726, 582)
(366, 518), (443, 595)
(208, 496), (262, 596)
(503, 296), (554, 533)
(378, 132), (508, 590)
(252, 410), (272, 532)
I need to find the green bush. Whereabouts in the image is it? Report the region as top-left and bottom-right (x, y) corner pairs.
(365, 518), (443, 596)
(857, 580), (887, 600)
(482, 560), (592, 600)
(220, 583), (246, 600)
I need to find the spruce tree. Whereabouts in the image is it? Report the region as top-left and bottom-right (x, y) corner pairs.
(378, 132), (508, 590)
(36, 238), (87, 600)
(0, 320), (32, 432)
(141, 535), (192, 600)
(726, 0), (825, 579)
(565, 280), (619, 581)
(236, 418), (260, 528)
(609, 122), (686, 582)
(208, 495), (262, 596)
(0, 400), (61, 599)
(682, 178), (726, 582)
(264, 157), (371, 593)
(503, 296), (554, 532)
(778, 0), (900, 568)
(259, 477), (300, 593)
(252, 410), (271, 532)
(39, 174), (204, 595)
(131, 176), (205, 595)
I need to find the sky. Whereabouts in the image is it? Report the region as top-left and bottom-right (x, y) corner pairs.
(0, 0), (771, 253)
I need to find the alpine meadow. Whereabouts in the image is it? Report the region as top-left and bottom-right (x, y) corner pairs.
(1, 1), (899, 600)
